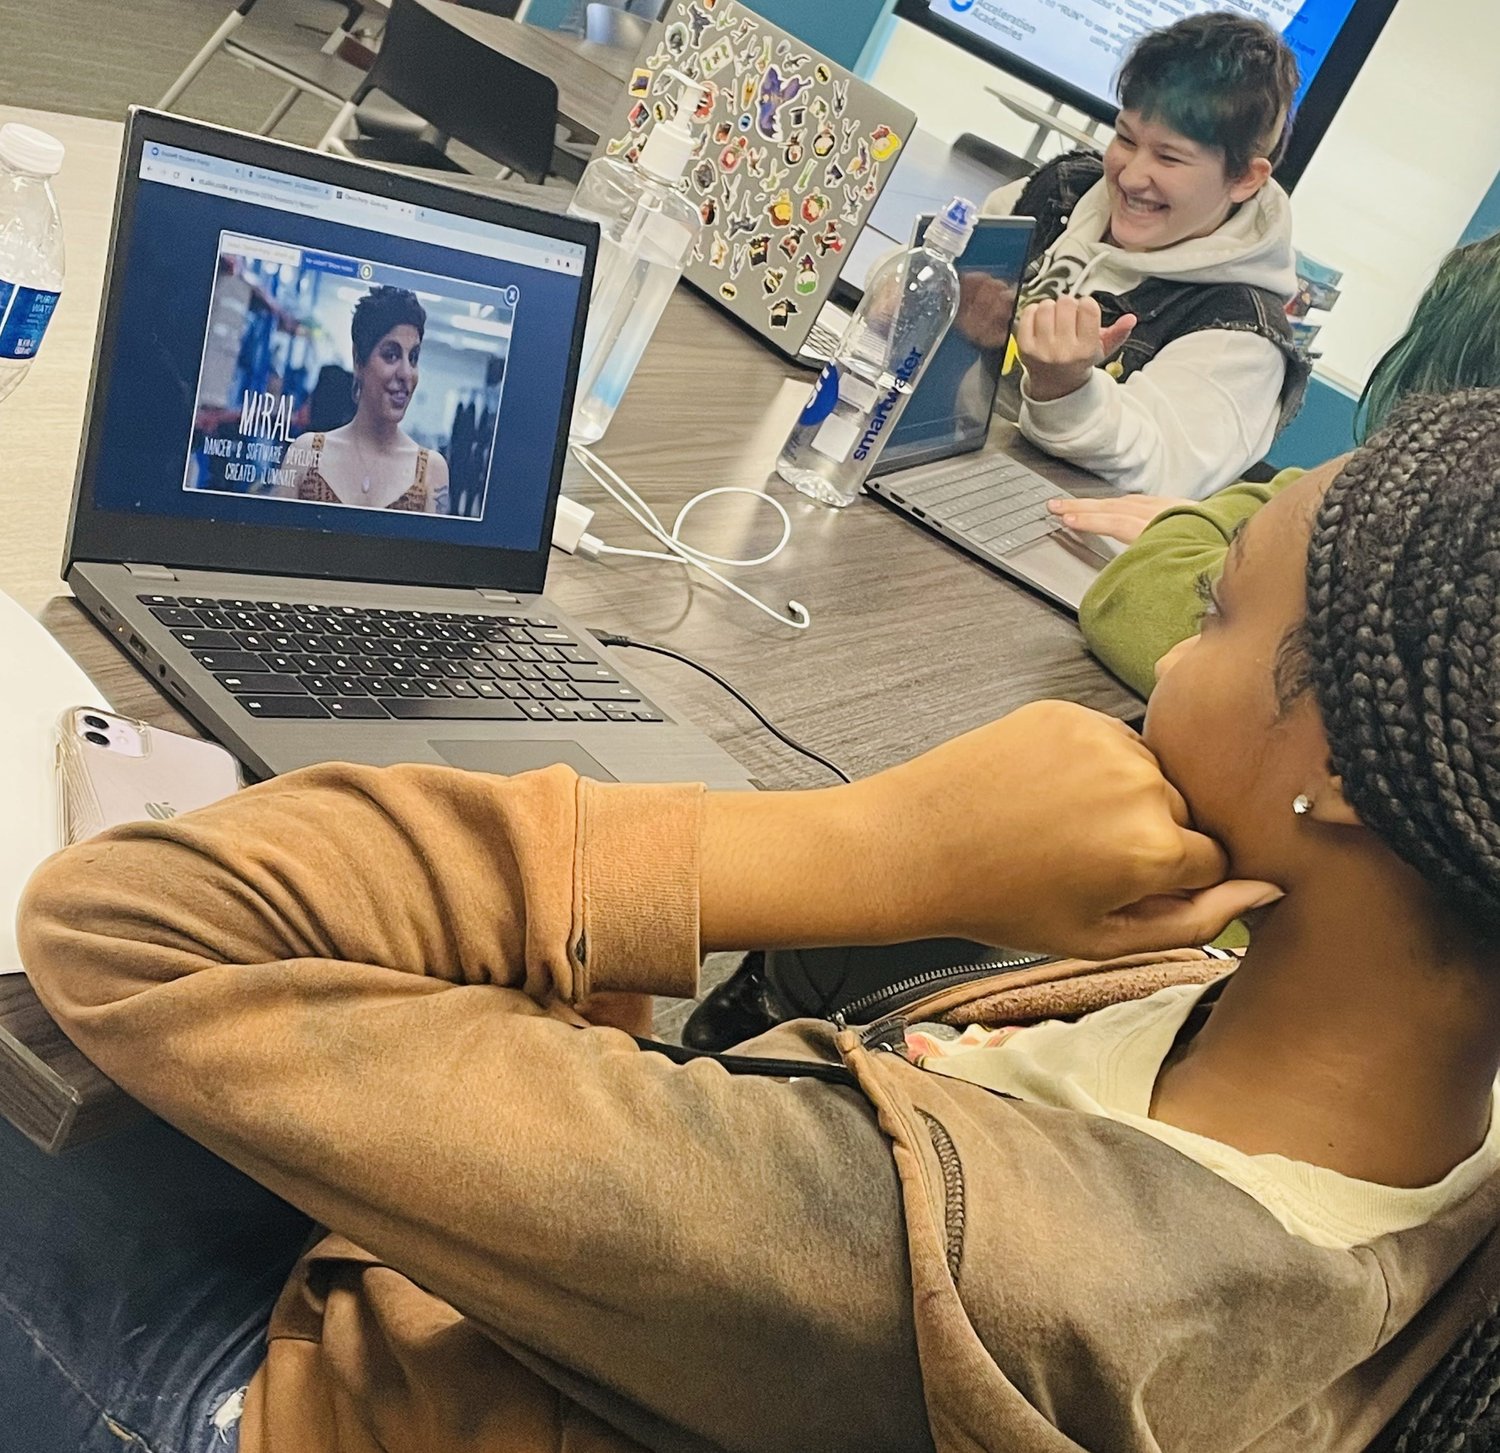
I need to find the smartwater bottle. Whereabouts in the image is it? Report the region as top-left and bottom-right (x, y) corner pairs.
(0, 123), (65, 406)
(777, 196), (977, 507)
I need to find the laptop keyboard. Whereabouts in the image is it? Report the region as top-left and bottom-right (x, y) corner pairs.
(801, 318), (841, 362)
(135, 595), (664, 725)
(884, 454), (1065, 555)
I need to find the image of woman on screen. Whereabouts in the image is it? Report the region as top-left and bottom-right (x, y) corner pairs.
(278, 285), (450, 514)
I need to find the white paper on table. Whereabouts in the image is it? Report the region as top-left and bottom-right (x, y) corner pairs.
(0, 590), (111, 974)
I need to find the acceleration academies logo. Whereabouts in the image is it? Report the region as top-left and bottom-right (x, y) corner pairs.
(949, 0), (976, 11)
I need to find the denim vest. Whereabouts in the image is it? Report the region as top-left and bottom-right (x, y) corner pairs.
(1015, 152), (1309, 429)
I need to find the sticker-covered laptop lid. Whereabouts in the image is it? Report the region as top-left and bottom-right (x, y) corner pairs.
(592, 1), (917, 356)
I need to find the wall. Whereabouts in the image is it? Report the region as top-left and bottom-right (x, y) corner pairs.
(1267, 162), (1500, 470)
(735, 0), (894, 69)
(1461, 173), (1500, 246)
(519, 0), (574, 29)
(868, 22), (1111, 168)
(524, 0), (895, 60)
(1287, 0), (1500, 392)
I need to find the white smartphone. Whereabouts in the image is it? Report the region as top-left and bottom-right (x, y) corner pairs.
(55, 708), (242, 846)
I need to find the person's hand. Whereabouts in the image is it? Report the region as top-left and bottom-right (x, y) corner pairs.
(1016, 296), (1137, 404)
(701, 703), (1281, 959)
(840, 702), (1280, 957)
(1046, 493), (1193, 544)
(954, 272), (1018, 350)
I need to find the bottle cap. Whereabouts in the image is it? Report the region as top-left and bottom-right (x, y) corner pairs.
(0, 124), (64, 177)
(925, 196), (978, 258)
(638, 75), (713, 184)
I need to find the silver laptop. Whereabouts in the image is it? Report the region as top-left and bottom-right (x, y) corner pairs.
(61, 110), (754, 788)
(591, 0), (917, 360)
(803, 131), (1024, 366)
(862, 215), (1121, 613)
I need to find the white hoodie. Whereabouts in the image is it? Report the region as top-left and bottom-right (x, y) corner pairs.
(987, 172), (1298, 498)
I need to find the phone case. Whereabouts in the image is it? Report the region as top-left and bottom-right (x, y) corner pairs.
(56, 708), (242, 847)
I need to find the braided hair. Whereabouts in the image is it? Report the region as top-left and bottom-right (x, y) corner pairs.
(1388, 1297), (1500, 1449)
(1295, 391), (1500, 1446)
(1298, 389), (1500, 928)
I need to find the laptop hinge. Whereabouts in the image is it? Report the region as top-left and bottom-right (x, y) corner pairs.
(123, 562), (180, 582)
(476, 588), (521, 604)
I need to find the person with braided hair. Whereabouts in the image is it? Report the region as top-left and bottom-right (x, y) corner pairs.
(9, 396), (1500, 1450)
(1143, 390), (1500, 1191)
(683, 230), (1500, 1045)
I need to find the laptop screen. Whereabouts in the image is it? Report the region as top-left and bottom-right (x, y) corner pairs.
(81, 127), (589, 576)
(868, 215), (1033, 477)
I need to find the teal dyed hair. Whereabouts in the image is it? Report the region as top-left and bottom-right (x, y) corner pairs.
(1357, 231), (1500, 441)
(1117, 14), (1299, 177)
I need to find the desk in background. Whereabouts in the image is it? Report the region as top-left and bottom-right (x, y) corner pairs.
(0, 105), (1133, 1151)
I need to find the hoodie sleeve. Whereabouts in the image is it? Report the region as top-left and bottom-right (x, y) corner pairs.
(18, 762), (933, 1453)
(1019, 328), (1286, 498)
(984, 176), (1029, 217)
(1078, 472), (1298, 694)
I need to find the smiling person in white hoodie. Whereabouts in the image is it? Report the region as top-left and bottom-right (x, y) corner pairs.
(989, 14), (1306, 499)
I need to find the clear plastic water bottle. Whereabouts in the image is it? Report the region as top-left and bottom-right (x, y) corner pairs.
(0, 124), (66, 406)
(777, 197), (978, 507)
(568, 78), (703, 444)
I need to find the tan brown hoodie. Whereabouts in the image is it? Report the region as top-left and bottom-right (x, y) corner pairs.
(17, 763), (1500, 1452)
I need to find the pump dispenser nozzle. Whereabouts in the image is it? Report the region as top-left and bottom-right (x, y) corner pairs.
(638, 73), (715, 184)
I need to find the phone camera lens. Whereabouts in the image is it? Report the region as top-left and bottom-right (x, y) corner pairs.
(84, 731), (110, 747)
(82, 715), (109, 732)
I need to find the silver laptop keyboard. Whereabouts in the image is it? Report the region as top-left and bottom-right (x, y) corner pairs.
(882, 454), (1065, 556)
(136, 595), (664, 725)
(802, 318), (841, 362)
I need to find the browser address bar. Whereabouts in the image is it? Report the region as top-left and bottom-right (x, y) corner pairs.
(137, 159), (584, 275)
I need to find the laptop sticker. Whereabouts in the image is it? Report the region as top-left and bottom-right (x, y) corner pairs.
(592, 0), (915, 353)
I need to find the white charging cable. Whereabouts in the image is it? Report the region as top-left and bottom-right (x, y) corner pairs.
(565, 443), (811, 631)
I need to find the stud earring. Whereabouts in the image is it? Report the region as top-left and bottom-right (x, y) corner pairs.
(1292, 794), (1313, 816)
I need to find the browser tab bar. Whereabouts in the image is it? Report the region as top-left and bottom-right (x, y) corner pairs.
(138, 143), (586, 276)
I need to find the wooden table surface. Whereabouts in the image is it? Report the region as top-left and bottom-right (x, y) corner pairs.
(0, 105), (1134, 1151)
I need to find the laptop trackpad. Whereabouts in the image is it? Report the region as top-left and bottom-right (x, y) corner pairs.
(431, 740), (618, 781)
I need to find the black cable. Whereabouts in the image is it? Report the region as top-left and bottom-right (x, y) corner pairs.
(589, 632), (852, 784)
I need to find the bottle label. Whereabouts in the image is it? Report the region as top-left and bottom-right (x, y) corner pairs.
(0, 279), (61, 361)
(813, 412), (860, 462)
(806, 364), (856, 461)
(804, 363), (882, 462)
(853, 348), (923, 462)
(799, 363), (842, 428)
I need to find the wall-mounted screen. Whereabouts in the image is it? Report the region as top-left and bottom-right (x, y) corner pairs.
(892, 0), (1400, 189)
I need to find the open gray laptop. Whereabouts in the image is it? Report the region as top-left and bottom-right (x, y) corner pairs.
(62, 110), (753, 788)
(862, 215), (1122, 613)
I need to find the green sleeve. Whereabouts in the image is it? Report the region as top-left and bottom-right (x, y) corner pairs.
(1078, 468), (1305, 696)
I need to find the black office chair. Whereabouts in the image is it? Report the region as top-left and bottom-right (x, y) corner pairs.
(350, 0), (525, 156)
(324, 0), (567, 184)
